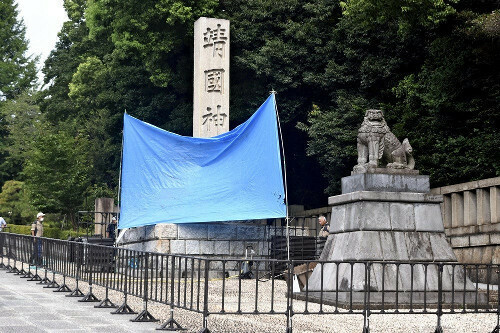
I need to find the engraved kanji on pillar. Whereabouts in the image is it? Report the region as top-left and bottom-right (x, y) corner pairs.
(193, 18), (230, 138)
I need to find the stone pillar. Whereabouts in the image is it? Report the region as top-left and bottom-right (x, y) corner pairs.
(193, 17), (230, 138)
(442, 194), (452, 229)
(477, 188), (491, 225)
(451, 193), (464, 228)
(490, 186), (500, 223)
(463, 190), (477, 226)
(95, 198), (115, 237)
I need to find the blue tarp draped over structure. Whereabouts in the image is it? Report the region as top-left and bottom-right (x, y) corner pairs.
(119, 94), (286, 229)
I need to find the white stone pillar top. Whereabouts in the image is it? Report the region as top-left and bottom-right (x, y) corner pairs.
(193, 17), (230, 138)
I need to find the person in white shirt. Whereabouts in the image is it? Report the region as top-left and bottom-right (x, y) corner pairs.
(0, 216), (6, 232)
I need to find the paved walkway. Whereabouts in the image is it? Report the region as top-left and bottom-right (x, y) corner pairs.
(0, 268), (159, 333)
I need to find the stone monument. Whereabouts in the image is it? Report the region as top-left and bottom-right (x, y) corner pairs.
(193, 17), (230, 138)
(306, 109), (476, 307)
(119, 18), (271, 273)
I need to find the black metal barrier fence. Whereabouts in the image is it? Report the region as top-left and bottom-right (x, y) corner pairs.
(0, 232), (499, 333)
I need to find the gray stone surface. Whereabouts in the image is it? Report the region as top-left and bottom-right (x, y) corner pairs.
(329, 191), (443, 206)
(342, 174), (430, 194)
(237, 225), (265, 240)
(469, 234), (490, 246)
(343, 231), (383, 261)
(359, 202), (391, 230)
(329, 233), (347, 261)
(178, 223), (208, 240)
(170, 240), (186, 254)
(329, 205), (346, 233)
(208, 224), (237, 239)
(143, 239), (170, 253)
(491, 233), (500, 244)
(144, 225), (155, 240)
(429, 233), (456, 261)
(120, 227), (146, 243)
(405, 232), (434, 261)
(185, 240), (200, 255)
(450, 235), (470, 248)
(200, 240), (214, 255)
(389, 203), (415, 230)
(414, 203), (445, 232)
(229, 241), (245, 256)
(380, 232), (410, 261)
(155, 223), (178, 239)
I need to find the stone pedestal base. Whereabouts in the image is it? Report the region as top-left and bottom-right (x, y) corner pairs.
(293, 291), (488, 310)
(308, 173), (474, 296)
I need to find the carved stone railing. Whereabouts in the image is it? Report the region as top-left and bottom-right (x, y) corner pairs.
(430, 177), (500, 266)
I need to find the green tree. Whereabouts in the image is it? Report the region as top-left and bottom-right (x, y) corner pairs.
(0, 91), (41, 182)
(0, 0), (38, 186)
(300, 0), (499, 193)
(0, 180), (34, 225)
(0, 0), (38, 100)
(23, 126), (90, 228)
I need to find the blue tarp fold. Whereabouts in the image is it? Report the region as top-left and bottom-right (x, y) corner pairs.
(119, 94), (286, 229)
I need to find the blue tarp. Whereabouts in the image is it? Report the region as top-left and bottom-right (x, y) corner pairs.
(119, 94), (286, 229)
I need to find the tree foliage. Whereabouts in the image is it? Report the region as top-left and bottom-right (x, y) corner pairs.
(22, 125), (90, 227)
(0, 180), (34, 225)
(1, 0), (498, 218)
(0, 0), (38, 186)
(0, 0), (37, 100)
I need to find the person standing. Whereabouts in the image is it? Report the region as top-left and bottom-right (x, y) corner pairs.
(107, 216), (118, 241)
(0, 216), (5, 256)
(318, 215), (330, 237)
(31, 212), (45, 265)
(0, 216), (6, 232)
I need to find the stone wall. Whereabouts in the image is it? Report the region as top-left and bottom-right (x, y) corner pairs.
(120, 222), (272, 258)
(430, 177), (500, 266)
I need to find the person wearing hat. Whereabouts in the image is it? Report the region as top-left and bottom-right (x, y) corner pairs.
(31, 212), (45, 265)
(107, 216), (118, 241)
(31, 212), (45, 237)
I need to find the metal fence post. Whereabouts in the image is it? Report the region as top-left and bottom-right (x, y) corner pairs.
(0, 233), (5, 269)
(112, 248), (137, 314)
(363, 262), (371, 333)
(79, 244), (100, 302)
(157, 255), (185, 331)
(492, 266), (500, 333)
(54, 240), (71, 292)
(434, 263), (443, 333)
(67, 240), (84, 297)
(286, 260), (293, 333)
(131, 252), (158, 322)
(198, 259), (211, 333)
(16, 237), (27, 276)
(95, 245), (117, 308)
(44, 241), (60, 289)
(6, 235), (18, 273)
(21, 236), (34, 279)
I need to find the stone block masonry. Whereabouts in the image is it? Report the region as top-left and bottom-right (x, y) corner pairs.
(431, 176), (500, 268)
(119, 221), (271, 260)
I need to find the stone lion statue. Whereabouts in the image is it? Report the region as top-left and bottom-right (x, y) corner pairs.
(353, 109), (415, 173)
